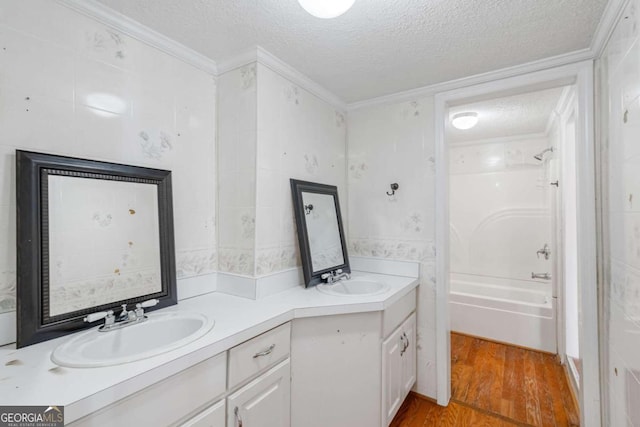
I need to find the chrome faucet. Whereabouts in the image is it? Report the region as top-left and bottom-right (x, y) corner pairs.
(320, 268), (351, 284)
(117, 303), (135, 322)
(84, 299), (159, 332)
(531, 272), (552, 280)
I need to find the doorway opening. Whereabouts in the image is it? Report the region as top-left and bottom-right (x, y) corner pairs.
(434, 62), (600, 426)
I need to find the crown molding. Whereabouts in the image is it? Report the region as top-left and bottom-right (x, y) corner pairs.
(590, 0), (629, 58)
(216, 48), (259, 75)
(56, 0), (621, 115)
(217, 46), (348, 111)
(349, 1), (624, 111)
(347, 48), (593, 111)
(56, 0), (218, 75)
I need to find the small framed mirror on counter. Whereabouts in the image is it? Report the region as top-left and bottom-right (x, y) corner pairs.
(290, 179), (350, 287)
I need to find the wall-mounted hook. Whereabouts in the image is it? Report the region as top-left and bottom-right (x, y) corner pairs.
(386, 183), (399, 196)
(304, 204), (313, 215)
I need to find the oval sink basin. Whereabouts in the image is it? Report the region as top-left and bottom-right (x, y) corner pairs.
(51, 312), (214, 368)
(316, 279), (390, 296)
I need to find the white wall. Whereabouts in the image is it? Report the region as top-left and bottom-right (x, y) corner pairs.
(348, 98), (437, 397)
(599, 0), (640, 424)
(255, 63), (347, 277)
(449, 137), (552, 283)
(0, 0), (217, 343)
(218, 61), (347, 278)
(217, 64), (257, 276)
(561, 115), (580, 361)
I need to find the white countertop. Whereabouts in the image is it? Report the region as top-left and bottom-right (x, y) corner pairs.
(0, 271), (418, 422)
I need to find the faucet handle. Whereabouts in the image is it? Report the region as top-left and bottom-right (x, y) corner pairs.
(84, 310), (114, 323)
(333, 269), (343, 275)
(135, 299), (159, 317)
(136, 299), (159, 309)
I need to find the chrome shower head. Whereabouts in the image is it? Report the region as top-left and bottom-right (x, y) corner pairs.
(533, 147), (553, 161)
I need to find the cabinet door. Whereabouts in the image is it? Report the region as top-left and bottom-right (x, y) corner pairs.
(382, 325), (404, 426)
(227, 358), (290, 427)
(181, 399), (225, 427)
(400, 313), (417, 397)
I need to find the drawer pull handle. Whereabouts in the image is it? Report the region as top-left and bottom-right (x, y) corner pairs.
(234, 406), (243, 427)
(253, 344), (276, 358)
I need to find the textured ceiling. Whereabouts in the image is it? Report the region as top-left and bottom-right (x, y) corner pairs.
(96, 0), (607, 103)
(447, 86), (566, 143)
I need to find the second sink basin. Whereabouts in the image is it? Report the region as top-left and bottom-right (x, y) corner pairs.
(316, 279), (390, 296)
(51, 312), (214, 368)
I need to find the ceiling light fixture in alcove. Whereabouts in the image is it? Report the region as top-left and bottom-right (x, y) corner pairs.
(451, 112), (479, 130)
(297, 0), (356, 18)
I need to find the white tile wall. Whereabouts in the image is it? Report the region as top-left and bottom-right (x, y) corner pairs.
(0, 1), (217, 335)
(601, 1), (640, 424)
(217, 64), (257, 276)
(348, 98), (437, 398)
(255, 63), (347, 277)
(217, 62), (347, 280)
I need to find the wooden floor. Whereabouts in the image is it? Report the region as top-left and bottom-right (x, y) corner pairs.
(391, 333), (579, 426)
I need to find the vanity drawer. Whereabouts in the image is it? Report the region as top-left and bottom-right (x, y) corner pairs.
(70, 352), (226, 427)
(228, 322), (291, 390)
(382, 289), (416, 338)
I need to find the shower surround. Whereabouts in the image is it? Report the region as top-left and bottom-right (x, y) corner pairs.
(449, 136), (556, 352)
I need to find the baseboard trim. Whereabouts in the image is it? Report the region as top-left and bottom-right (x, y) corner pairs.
(408, 390), (438, 404)
(563, 359), (581, 415)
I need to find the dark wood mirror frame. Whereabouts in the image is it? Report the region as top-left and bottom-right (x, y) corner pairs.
(16, 150), (177, 348)
(290, 179), (350, 287)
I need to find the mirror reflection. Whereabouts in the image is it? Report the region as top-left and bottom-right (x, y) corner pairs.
(48, 175), (162, 317)
(301, 192), (345, 272)
(16, 150), (177, 348)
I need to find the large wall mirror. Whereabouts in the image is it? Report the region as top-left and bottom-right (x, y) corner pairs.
(16, 151), (177, 348)
(290, 179), (350, 287)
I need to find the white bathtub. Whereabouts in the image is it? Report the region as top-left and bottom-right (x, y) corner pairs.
(449, 273), (557, 353)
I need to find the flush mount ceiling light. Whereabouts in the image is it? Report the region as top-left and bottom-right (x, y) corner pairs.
(297, 0), (356, 18)
(451, 112), (479, 130)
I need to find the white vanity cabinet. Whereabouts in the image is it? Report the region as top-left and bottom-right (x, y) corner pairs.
(68, 322), (291, 427)
(291, 288), (417, 427)
(227, 359), (291, 427)
(382, 312), (416, 425)
(181, 400), (226, 427)
(69, 352), (227, 427)
(226, 322), (291, 427)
